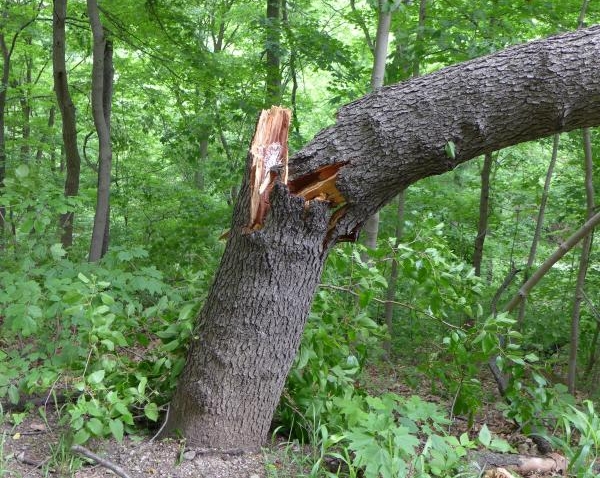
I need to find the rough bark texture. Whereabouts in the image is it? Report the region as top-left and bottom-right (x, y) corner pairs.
(53, 0), (81, 248)
(291, 26), (600, 244)
(169, 26), (600, 450)
(165, 111), (329, 448)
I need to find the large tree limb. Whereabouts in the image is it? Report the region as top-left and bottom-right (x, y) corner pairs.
(289, 25), (600, 244)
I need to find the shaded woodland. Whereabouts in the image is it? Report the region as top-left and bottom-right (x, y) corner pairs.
(2, 1), (600, 477)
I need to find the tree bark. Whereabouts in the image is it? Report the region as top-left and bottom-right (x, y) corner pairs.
(0, 32), (9, 243)
(53, 0), (81, 249)
(88, 0), (113, 263)
(168, 26), (600, 450)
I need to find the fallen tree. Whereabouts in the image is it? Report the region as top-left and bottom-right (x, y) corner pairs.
(162, 25), (600, 450)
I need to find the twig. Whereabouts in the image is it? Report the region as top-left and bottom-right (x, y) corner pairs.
(15, 452), (49, 470)
(148, 402), (169, 444)
(318, 283), (463, 330)
(71, 445), (134, 478)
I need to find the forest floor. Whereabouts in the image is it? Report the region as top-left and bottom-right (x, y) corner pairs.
(0, 366), (568, 478)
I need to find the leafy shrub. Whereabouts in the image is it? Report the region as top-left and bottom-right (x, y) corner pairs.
(0, 247), (199, 444)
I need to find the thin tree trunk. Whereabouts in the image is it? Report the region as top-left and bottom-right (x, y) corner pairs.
(473, 152), (493, 276)
(583, 292), (600, 377)
(0, 4), (40, 246)
(490, 210), (600, 398)
(19, 46), (32, 160)
(517, 134), (559, 325)
(166, 27), (600, 450)
(0, 33), (9, 243)
(87, 1), (113, 262)
(35, 106), (56, 164)
(53, 0), (81, 248)
(362, 0), (392, 251)
(567, 0), (594, 395)
(504, 210), (600, 314)
(567, 127), (594, 394)
(265, 0), (281, 107)
(383, 193), (404, 354)
(100, 38), (113, 258)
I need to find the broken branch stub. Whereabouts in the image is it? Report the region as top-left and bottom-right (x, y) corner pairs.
(248, 107), (291, 230)
(246, 107), (348, 234)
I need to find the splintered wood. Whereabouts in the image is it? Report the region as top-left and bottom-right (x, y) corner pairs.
(245, 106), (348, 233)
(248, 107), (291, 230)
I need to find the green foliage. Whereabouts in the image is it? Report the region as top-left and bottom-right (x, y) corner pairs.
(333, 393), (469, 478)
(279, 247), (388, 439)
(544, 400), (600, 477)
(0, 249), (198, 444)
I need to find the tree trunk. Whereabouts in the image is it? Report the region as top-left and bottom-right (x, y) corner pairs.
(18, 46), (32, 160)
(361, 0), (392, 251)
(0, 33), (9, 243)
(168, 26), (600, 450)
(517, 134), (559, 325)
(383, 193), (405, 355)
(473, 152), (493, 276)
(0, 5), (40, 246)
(265, 0), (281, 107)
(88, 1), (113, 263)
(53, 0), (81, 249)
(567, 127), (594, 394)
(382, 0), (426, 351)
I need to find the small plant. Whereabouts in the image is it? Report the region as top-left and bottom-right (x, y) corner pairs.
(544, 400), (600, 477)
(336, 393), (474, 478)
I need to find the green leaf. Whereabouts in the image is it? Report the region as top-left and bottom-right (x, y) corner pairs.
(50, 243), (67, 260)
(86, 417), (104, 436)
(100, 293), (115, 305)
(87, 370), (106, 385)
(77, 273), (90, 284)
(73, 428), (91, 445)
(109, 419), (124, 442)
(444, 141), (456, 159)
(137, 376), (148, 396)
(478, 424), (491, 447)
(178, 303), (195, 322)
(144, 402), (159, 422)
(8, 385), (20, 405)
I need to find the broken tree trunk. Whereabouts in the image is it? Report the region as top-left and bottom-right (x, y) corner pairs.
(163, 107), (344, 449)
(166, 26), (600, 450)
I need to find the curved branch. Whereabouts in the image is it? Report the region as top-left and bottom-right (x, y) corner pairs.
(290, 25), (600, 243)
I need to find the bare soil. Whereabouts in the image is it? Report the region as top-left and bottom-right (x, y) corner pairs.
(1, 411), (266, 478)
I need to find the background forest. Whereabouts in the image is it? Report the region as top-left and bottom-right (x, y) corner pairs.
(2, 0), (600, 477)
